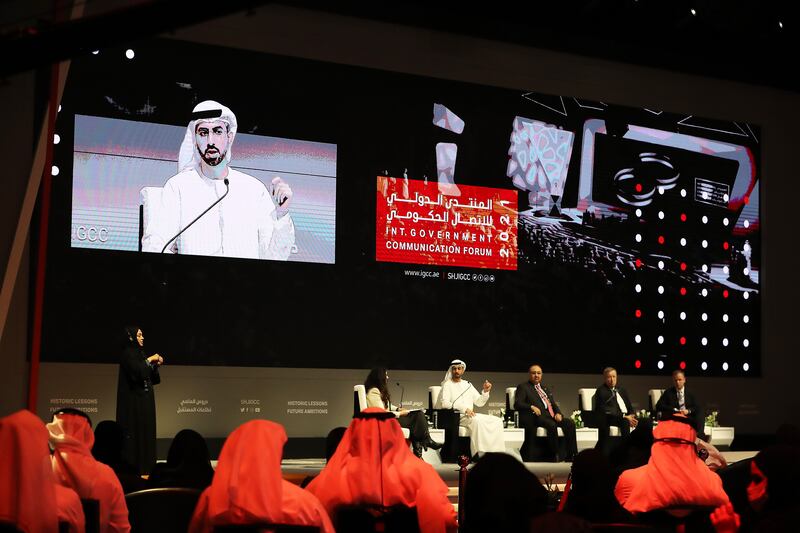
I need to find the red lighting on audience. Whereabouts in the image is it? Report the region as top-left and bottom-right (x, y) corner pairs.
(658, 236), (665, 244)
(635, 309), (642, 318)
(679, 361), (686, 369)
(723, 290), (729, 298)
(680, 262), (687, 271)
(635, 360), (642, 369)
(723, 241), (729, 250)
(680, 213), (687, 222)
(680, 337), (686, 345)
(680, 287), (687, 296)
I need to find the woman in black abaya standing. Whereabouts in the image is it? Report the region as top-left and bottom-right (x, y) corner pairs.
(116, 326), (164, 474)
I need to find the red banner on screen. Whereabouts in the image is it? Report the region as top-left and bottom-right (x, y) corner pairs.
(376, 177), (518, 270)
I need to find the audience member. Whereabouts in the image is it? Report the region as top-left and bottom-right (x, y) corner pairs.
(300, 426), (347, 489)
(608, 418), (654, 477)
(655, 370), (704, 437)
(564, 449), (634, 524)
(48, 408), (131, 533)
(325, 426), (346, 462)
(188, 419), (333, 533)
(748, 445), (800, 532)
(615, 417), (729, 515)
(306, 408), (457, 533)
(0, 410), (84, 533)
(514, 364), (577, 461)
(462, 452), (547, 533)
(148, 429), (215, 490)
(697, 438), (727, 471)
(774, 423), (800, 447)
(529, 511), (593, 533)
(717, 458), (755, 532)
(92, 420), (146, 493)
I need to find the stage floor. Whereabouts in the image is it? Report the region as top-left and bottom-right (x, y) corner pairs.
(277, 450), (757, 487)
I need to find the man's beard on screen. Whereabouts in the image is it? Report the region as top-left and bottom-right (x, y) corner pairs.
(198, 145), (226, 166)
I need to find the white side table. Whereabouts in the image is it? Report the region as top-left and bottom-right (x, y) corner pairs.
(705, 426), (735, 448)
(422, 428), (446, 465)
(576, 427), (599, 452)
(502, 427), (525, 460)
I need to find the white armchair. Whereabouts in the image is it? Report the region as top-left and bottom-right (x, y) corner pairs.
(428, 385), (442, 410)
(139, 186), (164, 252)
(506, 387), (563, 438)
(354, 385), (410, 439)
(578, 387), (620, 436)
(649, 389), (665, 413)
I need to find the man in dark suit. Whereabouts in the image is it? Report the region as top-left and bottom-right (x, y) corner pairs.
(593, 367), (638, 455)
(655, 369), (704, 437)
(514, 364), (577, 462)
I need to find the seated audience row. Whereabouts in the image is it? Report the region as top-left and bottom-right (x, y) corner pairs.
(3, 404), (797, 532)
(1, 410), (85, 533)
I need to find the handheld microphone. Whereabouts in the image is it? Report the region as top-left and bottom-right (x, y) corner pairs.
(396, 381), (404, 410)
(161, 178), (230, 253)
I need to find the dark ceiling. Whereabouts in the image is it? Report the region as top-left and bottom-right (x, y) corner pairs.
(311, 0), (797, 93)
(1, 0), (796, 92)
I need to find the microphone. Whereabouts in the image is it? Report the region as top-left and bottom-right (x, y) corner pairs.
(161, 178), (230, 253)
(451, 380), (472, 412)
(396, 381), (404, 411)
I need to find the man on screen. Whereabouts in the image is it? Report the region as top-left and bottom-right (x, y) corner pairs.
(141, 100), (295, 259)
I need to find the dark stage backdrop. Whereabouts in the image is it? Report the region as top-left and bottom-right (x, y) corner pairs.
(39, 38), (761, 377)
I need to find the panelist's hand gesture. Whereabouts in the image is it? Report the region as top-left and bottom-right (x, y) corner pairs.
(147, 354), (164, 366)
(465, 408), (475, 418)
(482, 380), (492, 393)
(271, 176), (293, 214)
(531, 405), (542, 416)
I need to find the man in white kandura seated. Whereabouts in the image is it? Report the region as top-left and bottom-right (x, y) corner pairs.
(439, 358), (505, 458)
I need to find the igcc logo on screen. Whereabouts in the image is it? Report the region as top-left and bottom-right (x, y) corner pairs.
(75, 225), (109, 243)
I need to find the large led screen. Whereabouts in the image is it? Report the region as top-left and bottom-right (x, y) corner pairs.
(39, 39), (760, 376)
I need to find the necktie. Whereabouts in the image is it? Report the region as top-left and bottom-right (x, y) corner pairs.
(678, 389), (685, 410)
(535, 384), (555, 417)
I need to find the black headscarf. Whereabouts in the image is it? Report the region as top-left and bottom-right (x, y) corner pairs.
(463, 453), (548, 533)
(123, 325), (145, 353)
(566, 449), (633, 524)
(753, 445), (800, 511)
(148, 429), (214, 490)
